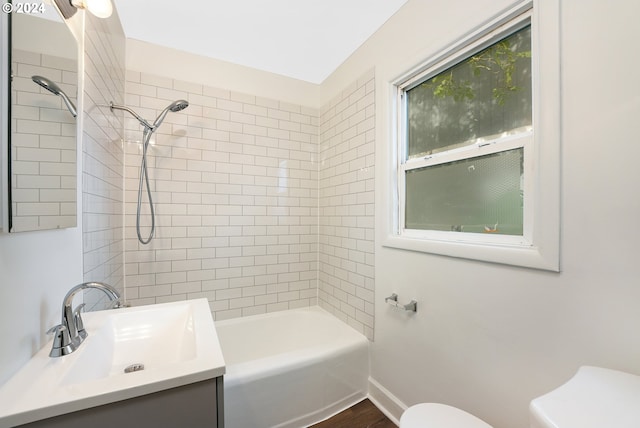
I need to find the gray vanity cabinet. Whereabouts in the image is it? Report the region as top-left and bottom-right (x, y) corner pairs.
(16, 377), (224, 428)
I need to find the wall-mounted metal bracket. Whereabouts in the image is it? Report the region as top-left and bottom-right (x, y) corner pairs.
(385, 293), (417, 312)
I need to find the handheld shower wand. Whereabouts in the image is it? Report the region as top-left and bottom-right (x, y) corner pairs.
(110, 100), (189, 244)
(153, 100), (189, 128)
(32, 75), (77, 117)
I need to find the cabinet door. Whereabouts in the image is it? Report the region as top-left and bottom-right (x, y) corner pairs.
(18, 378), (220, 428)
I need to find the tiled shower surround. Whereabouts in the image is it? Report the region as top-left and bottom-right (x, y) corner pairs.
(82, 50), (376, 334)
(123, 72), (320, 319)
(82, 13), (126, 307)
(319, 71), (375, 339)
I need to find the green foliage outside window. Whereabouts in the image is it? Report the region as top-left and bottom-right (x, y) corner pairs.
(430, 37), (531, 105)
(407, 25), (532, 158)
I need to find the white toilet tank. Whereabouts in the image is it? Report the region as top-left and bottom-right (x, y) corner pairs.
(530, 366), (640, 428)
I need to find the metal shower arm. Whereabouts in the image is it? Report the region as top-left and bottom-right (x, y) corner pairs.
(109, 102), (154, 130)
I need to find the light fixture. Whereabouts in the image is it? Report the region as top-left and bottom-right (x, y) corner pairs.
(53, 0), (113, 19)
(73, 0), (112, 18)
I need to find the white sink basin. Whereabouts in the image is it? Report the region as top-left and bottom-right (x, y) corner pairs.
(0, 299), (225, 427)
(62, 303), (199, 385)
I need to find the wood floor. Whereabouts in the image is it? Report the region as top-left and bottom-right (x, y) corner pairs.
(309, 399), (397, 428)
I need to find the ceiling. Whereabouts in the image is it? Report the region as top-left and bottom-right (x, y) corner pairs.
(112, 0), (408, 84)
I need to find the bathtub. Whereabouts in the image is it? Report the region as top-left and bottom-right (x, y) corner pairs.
(215, 306), (369, 428)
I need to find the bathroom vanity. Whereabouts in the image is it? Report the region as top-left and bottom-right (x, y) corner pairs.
(15, 378), (223, 428)
(0, 299), (226, 428)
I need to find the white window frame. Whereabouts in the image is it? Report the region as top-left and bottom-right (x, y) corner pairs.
(398, 12), (532, 247)
(383, 0), (560, 271)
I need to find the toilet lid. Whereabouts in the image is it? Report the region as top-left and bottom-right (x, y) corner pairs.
(400, 403), (493, 428)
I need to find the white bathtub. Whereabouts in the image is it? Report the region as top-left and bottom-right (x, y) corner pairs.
(215, 306), (369, 428)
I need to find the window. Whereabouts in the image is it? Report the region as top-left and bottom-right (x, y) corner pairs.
(387, 3), (560, 271)
(399, 18), (532, 244)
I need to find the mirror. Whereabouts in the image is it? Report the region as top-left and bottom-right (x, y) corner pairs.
(9, 7), (78, 232)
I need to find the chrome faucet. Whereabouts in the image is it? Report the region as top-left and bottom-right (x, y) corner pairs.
(47, 282), (123, 357)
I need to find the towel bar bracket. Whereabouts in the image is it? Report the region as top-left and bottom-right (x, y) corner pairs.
(385, 293), (417, 312)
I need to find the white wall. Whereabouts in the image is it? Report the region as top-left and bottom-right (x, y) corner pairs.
(126, 39), (321, 108)
(0, 229), (82, 384)
(318, 1), (640, 427)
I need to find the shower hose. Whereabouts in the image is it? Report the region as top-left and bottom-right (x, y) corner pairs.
(137, 126), (155, 244)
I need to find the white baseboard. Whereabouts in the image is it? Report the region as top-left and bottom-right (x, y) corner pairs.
(367, 377), (408, 426)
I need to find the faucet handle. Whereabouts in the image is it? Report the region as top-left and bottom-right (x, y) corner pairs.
(46, 324), (69, 343)
(46, 324), (74, 357)
(73, 303), (87, 340)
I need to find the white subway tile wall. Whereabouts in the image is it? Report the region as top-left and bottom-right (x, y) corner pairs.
(318, 70), (375, 340)
(10, 49), (77, 231)
(79, 28), (376, 334)
(82, 14), (126, 309)
(123, 72), (320, 320)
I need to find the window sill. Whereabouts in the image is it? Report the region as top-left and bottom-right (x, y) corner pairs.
(382, 235), (559, 271)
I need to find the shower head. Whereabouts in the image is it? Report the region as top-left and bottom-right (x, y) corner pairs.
(109, 99), (189, 132)
(152, 99), (189, 128)
(32, 75), (62, 95)
(169, 100), (189, 112)
(32, 75), (77, 117)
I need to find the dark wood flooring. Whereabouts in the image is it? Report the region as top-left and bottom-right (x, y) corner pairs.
(309, 399), (397, 428)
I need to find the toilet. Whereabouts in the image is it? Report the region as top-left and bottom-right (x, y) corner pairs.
(400, 366), (640, 428)
(400, 403), (491, 428)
